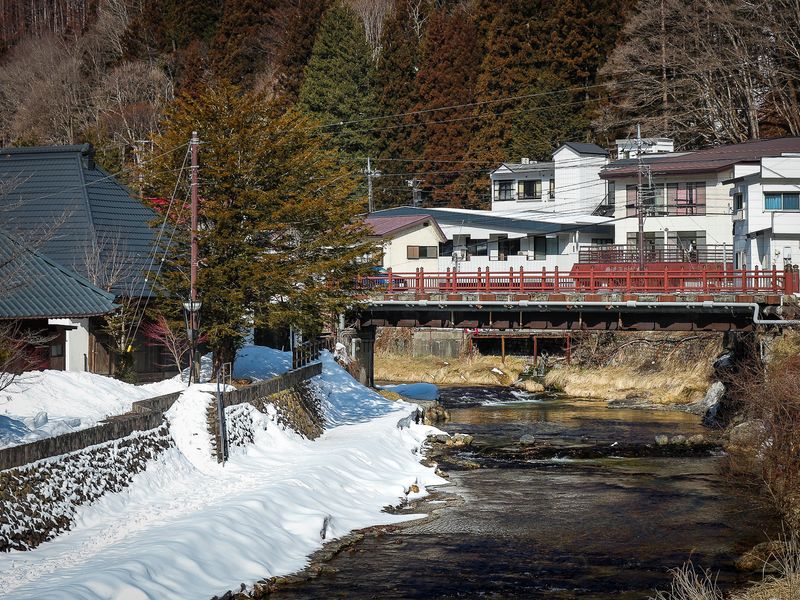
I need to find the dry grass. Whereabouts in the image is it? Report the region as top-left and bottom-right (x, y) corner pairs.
(650, 562), (723, 600)
(543, 362), (712, 405)
(375, 352), (530, 386)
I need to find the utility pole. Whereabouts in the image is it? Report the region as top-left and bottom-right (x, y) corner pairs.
(366, 156), (374, 213)
(636, 124), (646, 271)
(188, 131), (201, 384)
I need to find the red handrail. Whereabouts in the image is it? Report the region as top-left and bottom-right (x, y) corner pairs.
(358, 268), (796, 295)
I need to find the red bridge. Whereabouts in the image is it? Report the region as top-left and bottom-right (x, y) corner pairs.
(360, 266), (799, 297)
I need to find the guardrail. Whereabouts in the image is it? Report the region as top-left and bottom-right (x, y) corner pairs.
(291, 336), (335, 370)
(358, 266), (800, 295)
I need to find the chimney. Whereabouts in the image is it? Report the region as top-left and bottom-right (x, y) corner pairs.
(81, 143), (95, 170)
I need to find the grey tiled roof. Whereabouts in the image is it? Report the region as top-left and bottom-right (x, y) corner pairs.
(0, 144), (157, 296)
(0, 229), (117, 319)
(559, 142), (609, 156)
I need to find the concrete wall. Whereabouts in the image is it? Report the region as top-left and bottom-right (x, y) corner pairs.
(411, 329), (465, 358)
(48, 317), (90, 371)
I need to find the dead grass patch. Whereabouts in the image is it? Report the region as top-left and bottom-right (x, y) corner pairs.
(544, 362), (712, 405)
(375, 352), (529, 386)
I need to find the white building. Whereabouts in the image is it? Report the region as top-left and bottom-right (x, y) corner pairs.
(490, 142), (609, 215)
(365, 214), (446, 272)
(727, 153), (800, 269)
(367, 206), (613, 273)
(600, 138), (800, 258)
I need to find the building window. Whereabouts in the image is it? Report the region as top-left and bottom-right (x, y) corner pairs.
(765, 192), (800, 211)
(669, 182), (706, 215)
(50, 343), (64, 358)
(519, 179), (542, 200)
(591, 238), (613, 245)
(733, 193), (744, 211)
(407, 245), (438, 259)
(494, 179), (515, 201)
(549, 178), (556, 199)
(626, 184), (638, 217)
(531, 236), (558, 260)
(607, 181), (615, 206)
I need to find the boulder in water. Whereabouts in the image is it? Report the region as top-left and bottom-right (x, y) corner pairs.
(519, 434), (537, 445)
(670, 434), (687, 445)
(654, 435), (669, 446)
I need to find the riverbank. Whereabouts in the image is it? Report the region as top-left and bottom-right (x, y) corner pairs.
(375, 331), (720, 405)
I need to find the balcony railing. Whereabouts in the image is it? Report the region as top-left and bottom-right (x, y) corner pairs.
(578, 244), (731, 264)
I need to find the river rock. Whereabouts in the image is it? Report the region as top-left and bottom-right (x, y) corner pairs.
(519, 434), (537, 445)
(687, 434), (705, 445)
(446, 433), (473, 448)
(735, 540), (783, 573)
(424, 404), (450, 425)
(727, 420), (766, 451)
(670, 435), (687, 445)
(654, 435), (669, 446)
(428, 433), (450, 444)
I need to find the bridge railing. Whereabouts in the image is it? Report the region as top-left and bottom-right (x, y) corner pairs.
(291, 336), (335, 370)
(358, 266), (800, 295)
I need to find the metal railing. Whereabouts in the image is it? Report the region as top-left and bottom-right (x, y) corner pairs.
(291, 336), (335, 370)
(578, 244), (731, 264)
(357, 266), (800, 295)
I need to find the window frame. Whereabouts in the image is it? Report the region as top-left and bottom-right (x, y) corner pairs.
(765, 192), (800, 211)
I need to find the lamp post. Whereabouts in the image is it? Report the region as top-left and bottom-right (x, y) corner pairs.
(183, 299), (202, 384)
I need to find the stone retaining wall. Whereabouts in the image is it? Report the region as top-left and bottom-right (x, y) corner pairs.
(0, 390), (179, 472)
(208, 364), (324, 462)
(0, 424), (173, 551)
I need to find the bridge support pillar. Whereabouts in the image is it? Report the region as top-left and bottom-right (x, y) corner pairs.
(351, 326), (376, 388)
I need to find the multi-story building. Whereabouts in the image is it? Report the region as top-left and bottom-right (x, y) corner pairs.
(727, 153), (800, 269)
(600, 138), (800, 264)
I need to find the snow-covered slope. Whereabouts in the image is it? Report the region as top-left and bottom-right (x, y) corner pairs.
(0, 352), (445, 599)
(0, 371), (186, 448)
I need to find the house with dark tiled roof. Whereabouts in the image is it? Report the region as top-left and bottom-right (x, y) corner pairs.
(0, 230), (117, 371)
(600, 137), (800, 258)
(0, 144), (170, 379)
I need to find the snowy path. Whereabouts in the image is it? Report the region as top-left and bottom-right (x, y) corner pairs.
(0, 355), (444, 599)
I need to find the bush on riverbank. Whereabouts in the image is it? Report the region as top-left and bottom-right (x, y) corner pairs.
(731, 330), (800, 527)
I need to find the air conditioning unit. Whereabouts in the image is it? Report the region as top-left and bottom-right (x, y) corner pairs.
(452, 249), (467, 261)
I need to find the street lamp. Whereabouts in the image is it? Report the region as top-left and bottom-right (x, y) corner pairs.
(183, 299), (202, 384)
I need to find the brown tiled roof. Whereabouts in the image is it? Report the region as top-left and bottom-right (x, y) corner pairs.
(601, 137), (800, 179)
(365, 214), (441, 237)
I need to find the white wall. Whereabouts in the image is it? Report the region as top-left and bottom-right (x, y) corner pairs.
(379, 225), (442, 272)
(611, 171), (734, 246)
(553, 147), (607, 214)
(47, 318), (90, 371)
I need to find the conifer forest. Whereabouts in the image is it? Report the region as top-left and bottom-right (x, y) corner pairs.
(1, 0), (799, 209)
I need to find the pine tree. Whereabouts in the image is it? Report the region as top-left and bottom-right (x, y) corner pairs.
(143, 79), (375, 371)
(210, 0), (277, 87)
(297, 3), (378, 160)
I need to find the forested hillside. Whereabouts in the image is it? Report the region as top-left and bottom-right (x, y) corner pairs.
(1, 0), (798, 209)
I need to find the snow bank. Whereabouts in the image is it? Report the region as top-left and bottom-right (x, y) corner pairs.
(381, 382), (440, 402)
(0, 350), (446, 600)
(0, 371), (186, 449)
(232, 346), (291, 381)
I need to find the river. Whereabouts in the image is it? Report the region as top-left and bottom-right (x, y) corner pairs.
(270, 387), (777, 599)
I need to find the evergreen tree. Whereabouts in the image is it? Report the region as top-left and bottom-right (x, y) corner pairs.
(410, 4), (482, 208)
(210, 0), (277, 87)
(143, 79), (375, 371)
(372, 0), (424, 209)
(297, 3), (377, 160)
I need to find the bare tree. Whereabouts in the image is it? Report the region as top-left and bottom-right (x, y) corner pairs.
(596, 0), (799, 148)
(347, 0), (394, 60)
